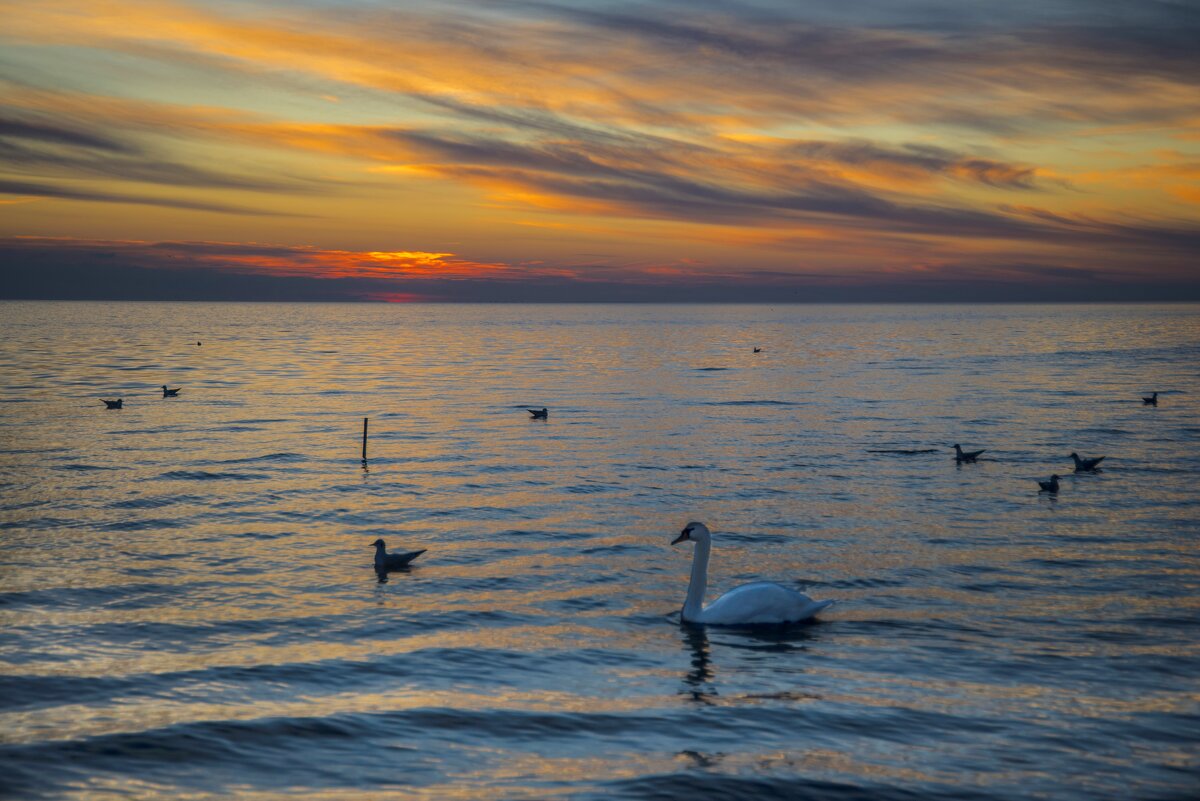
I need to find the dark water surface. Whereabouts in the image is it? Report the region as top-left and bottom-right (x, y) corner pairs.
(1, 302), (1197, 800)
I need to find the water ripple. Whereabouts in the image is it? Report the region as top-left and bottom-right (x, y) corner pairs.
(1, 301), (1197, 801)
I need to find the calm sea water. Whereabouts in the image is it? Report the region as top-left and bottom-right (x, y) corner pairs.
(0, 302), (1198, 800)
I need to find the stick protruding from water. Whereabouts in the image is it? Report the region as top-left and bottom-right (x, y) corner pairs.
(362, 417), (368, 463)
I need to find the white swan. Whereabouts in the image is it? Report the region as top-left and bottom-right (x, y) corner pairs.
(672, 522), (834, 625)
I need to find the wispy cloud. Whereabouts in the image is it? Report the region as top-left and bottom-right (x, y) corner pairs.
(0, 115), (134, 152)
(0, 0), (1196, 299)
(0, 179), (304, 215)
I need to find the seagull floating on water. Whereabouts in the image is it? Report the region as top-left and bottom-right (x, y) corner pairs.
(372, 539), (426, 572)
(1038, 474), (1060, 493)
(528, 407), (548, 419)
(1142, 392), (1157, 406)
(1070, 452), (1105, 472)
(162, 385), (181, 397)
(101, 398), (122, 409)
(753, 347), (762, 353)
(672, 522), (833, 625)
(953, 444), (985, 463)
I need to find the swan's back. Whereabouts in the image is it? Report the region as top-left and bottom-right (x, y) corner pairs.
(694, 581), (832, 625)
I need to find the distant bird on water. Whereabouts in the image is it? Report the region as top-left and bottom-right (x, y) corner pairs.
(1143, 392), (1157, 406)
(197, 341), (201, 346)
(528, 407), (548, 419)
(1070, 452), (1105, 472)
(101, 398), (122, 409)
(753, 347), (762, 353)
(372, 539), (426, 572)
(1038, 474), (1060, 493)
(953, 444), (985, 463)
(162, 385), (181, 397)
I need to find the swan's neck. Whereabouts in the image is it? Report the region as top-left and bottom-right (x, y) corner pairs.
(683, 539), (710, 621)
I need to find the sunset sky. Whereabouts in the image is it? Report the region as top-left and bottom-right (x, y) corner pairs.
(2, 0), (1198, 301)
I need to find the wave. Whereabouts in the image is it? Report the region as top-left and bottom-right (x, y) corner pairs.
(211, 453), (306, 464)
(156, 470), (267, 481)
(704, 400), (800, 406)
(600, 772), (892, 801)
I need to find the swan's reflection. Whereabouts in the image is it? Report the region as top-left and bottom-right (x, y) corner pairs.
(678, 621), (825, 706)
(679, 623), (718, 704)
(722, 622), (818, 655)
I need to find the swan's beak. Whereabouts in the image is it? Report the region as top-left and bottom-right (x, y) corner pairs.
(671, 529), (690, 545)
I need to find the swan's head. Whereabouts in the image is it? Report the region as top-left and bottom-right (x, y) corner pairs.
(672, 521), (710, 545)
(1050, 474), (1060, 481)
(371, 538), (386, 548)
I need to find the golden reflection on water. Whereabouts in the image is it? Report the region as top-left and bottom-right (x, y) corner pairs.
(1, 302), (1199, 799)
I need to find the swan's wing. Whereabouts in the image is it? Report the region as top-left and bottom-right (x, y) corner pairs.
(700, 582), (828, 625)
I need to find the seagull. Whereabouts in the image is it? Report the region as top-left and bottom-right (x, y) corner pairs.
(753, 347), (762, 353)
(101, 398), (122, 409)
(1142, 392), (1157, 406)
(528, 407), (548, 419)
(162, 385), (181, 397)
(197, 341), (202, 346)
(1070, 452), (1105, 472)
(372, 539), (426, 572)
(1037, 474), (1060, 493)
(953, 444), (985, 462)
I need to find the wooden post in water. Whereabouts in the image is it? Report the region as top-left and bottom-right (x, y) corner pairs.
(362, 417), (368, 463)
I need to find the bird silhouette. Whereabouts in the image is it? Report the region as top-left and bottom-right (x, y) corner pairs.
(372, 539), (426, 572)
(162, 385), (181, 397)
(101, 398), (122, 409)
(528, 407), (548, 419)
(953, 444), (985, 462)
(1070, 452), (1105, 472)
(1037, 474), (1060, 493)
(1142, 392), (1157, 405)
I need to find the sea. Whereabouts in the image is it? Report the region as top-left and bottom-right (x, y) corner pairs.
(0, 301), (1197, 800)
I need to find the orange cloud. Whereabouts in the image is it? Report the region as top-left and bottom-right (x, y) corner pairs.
(181, 246), (513, 282)
(2, 1), (1197, 293)
(4, 236), (511, 281)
